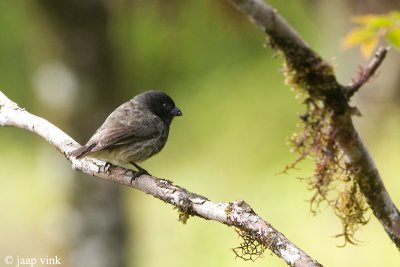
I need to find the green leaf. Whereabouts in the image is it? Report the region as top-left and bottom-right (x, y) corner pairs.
(386, 28), (400, 48)
(361, 36), (379, 58)
(352, 14), (392, 29)
(344, 11), (400, 58)
(342, 28), (376, 49)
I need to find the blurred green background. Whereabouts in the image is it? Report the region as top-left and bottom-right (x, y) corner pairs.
(1, 0), (400, 266)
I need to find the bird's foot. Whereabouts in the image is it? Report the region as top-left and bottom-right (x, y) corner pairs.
(129, 162), (150, 184)
(103, 162), (113, 174)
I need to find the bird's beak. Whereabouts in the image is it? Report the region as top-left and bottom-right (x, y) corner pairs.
(171, 107), (182, 116)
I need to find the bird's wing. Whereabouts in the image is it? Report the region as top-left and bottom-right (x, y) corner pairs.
(89, 109), (163, 152)
(93, 122), (159, 151)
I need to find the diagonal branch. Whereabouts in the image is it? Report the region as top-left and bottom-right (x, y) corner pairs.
(228, 0), (400, 248)
(0, 90), (322, 267)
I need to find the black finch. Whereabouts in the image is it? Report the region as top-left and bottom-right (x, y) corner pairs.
(70, 90), (182, 179)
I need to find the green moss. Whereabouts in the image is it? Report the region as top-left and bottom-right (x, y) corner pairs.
(281, 45), (369, 245)
(177, 209), (191, 224)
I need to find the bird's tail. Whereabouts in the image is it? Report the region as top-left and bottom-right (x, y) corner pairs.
(69, 144), (95, 159)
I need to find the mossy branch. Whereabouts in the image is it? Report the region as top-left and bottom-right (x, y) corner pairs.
(228, 0), (400, 248)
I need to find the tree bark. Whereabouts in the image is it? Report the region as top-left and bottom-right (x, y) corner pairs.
(36, 1), (127, 266)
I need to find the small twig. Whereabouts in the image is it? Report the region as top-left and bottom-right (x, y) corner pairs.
(0, 91), (322, 267)
(344, 46), (390, 98)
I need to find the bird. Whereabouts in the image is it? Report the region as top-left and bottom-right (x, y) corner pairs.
(70, 90), (182, 182)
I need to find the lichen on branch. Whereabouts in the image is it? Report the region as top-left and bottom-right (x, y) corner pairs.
(232, 228), (269, 261)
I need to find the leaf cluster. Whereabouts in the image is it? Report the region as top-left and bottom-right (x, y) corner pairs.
(342, 11), (400, 58)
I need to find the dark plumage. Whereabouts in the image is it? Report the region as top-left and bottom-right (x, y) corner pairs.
(70, 90), (182, 179)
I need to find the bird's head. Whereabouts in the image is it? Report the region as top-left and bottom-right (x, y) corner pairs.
(134, 90), (182, 125)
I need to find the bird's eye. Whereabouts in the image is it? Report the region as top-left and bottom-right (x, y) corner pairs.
(162, 103), (169, 109)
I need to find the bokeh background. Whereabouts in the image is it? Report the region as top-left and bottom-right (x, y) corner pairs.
(1, 0), (400, 266)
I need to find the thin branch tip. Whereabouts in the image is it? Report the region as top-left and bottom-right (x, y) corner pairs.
(345, 46), (389, 99)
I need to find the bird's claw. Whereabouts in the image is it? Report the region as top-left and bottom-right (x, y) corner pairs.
(130, 169), (150, 184)
(129, 161), (150, 184)
(103, 162), (113, 174)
